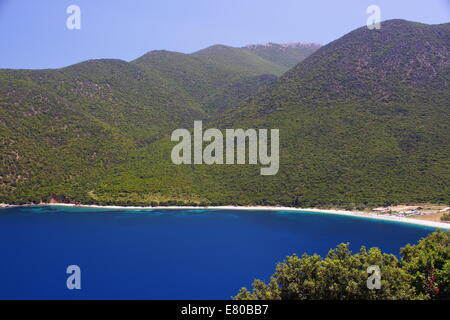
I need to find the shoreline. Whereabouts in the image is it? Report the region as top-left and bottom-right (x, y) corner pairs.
(1, 202), (449, 229)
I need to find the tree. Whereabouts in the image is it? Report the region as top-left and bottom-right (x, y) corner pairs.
(235, 231), (449, 300)
(400, 230), (450, 299)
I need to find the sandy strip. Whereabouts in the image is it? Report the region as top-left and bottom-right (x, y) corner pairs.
(2, 202), (447, 230)
(0, 203), (19, 208)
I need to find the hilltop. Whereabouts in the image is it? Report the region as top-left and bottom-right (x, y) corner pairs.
(0, 40), (318, 203)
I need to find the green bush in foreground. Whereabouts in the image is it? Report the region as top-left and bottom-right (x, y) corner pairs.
(234, 231), (449, 300)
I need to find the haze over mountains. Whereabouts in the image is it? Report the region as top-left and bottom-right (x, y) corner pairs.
(0, 20), (448, 207)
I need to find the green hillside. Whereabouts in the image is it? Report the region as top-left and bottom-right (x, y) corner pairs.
(92, 20), (449, 207)
(132, 44), (316, 114)
(243, 42), (321, 68)
(1, 41), (311, 203)
(213, 20), (450, 205)
(202, 74), (277, 114)
(0, 58), (205, 203)
(192, 45), (287, 76)
(0, 20), (448, 207)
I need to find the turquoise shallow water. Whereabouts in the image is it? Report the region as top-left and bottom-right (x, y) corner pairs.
(0, 206), (437, 299)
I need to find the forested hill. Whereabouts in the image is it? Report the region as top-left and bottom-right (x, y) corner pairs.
(213, 20), (450, 206)
(132, 43), (318, 113)
(243, 42), (321, 69)
(0, 20), (448, 207)
(0, 42), (317, 204)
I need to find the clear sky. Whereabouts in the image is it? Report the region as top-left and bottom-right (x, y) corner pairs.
(1, 0), (449, 69)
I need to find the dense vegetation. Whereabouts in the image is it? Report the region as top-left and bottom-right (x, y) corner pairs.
(234, 230), (450, 300)
(0, 42), (316, 204)
(0, 20), (448, 208)
(243, 42), (321, 69)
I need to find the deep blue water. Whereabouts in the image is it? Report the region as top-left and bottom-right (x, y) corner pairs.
(0, 206), (437, 299)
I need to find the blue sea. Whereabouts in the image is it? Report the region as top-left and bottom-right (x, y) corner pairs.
(0, 206), (437, 300)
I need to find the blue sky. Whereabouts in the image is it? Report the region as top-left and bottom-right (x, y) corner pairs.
(1, 0), (449, 69)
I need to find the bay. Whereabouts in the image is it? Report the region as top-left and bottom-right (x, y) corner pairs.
(0, 206), (436, 299)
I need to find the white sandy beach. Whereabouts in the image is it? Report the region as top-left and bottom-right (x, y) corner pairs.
(2, 202), (448, 229)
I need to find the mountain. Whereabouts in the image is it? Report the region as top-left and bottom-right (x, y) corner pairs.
(104, 19), (448, 207)
(0, 58), (206, 203)
(0, 20), (448, 207)
(211, 20), (450, 205)
(0, 41), (317, 203)
(192, 45), (287, 76)
(132, 43), (319, 113)
(243, 42), (321, 69)
(132, 48), (277, 114)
